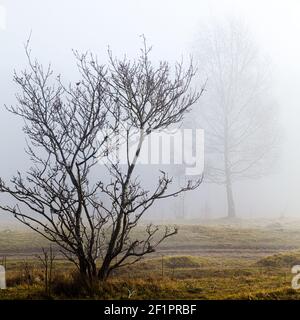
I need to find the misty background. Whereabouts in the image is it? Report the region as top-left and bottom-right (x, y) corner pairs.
(0, 0), (299, 222)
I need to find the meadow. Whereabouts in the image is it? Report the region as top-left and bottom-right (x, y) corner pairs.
(1, 219), (300, 299)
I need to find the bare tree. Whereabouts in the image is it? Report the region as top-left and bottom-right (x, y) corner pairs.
(93, 40), (203, 280)
(192, 20), (280, 218)
(0, 38), (202, 281)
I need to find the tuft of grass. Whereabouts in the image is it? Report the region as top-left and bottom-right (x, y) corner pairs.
(256, 251), (300, 268)
(164, 256), (203, 268)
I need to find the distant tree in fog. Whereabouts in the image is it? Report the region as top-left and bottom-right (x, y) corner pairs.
(0, 39), (203, 282)
(192, 20), (280, 218)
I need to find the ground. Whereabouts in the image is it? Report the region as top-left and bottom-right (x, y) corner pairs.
(1, 218), (300, 299)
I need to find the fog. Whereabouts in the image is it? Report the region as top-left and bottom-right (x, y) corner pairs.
(0, 0), (300, 223)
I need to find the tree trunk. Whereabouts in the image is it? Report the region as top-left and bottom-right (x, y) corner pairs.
(78, 256), (97, 279)
(98, 262), (110, 281)
(225, 173), (236, 218)
(224, 112), (236, 219)
(79, 257), (88, 277)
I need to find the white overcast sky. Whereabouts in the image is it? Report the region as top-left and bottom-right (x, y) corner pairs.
(0, 0), (300, 219)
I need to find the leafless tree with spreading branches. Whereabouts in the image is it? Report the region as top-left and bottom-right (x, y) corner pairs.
(192, 20), (280, 218)
(0, 38), (203, 281)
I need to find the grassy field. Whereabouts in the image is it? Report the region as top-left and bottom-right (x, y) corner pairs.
(1, 218), (300, 299)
